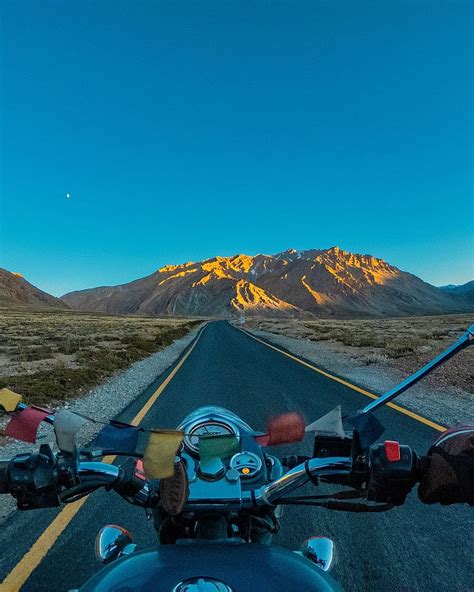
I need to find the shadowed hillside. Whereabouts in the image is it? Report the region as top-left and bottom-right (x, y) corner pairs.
(0, 269), (68, 310)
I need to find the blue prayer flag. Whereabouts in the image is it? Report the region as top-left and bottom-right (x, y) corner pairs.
(95, 420), (140, 453)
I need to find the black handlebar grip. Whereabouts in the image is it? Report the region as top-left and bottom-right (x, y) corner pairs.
(367, 443), (419, 505)
(0, 460), (10, 494)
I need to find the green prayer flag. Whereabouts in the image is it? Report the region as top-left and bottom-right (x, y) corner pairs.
(199, 435), (239, 460)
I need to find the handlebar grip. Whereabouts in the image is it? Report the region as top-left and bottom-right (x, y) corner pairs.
(0, 460), (9, 494)
(111, 460), (159, 508)
(367, 442), (420, 505)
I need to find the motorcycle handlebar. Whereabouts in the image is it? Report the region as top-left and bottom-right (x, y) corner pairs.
(75, 462), (156, 507)
(77, 462), (120, 483)
(180, 457), (354, 511)
(0, 446), (420, 511)
(0, 456), (353, 509)
(76, 457), (353, 510)
(256, 456), (353, 506)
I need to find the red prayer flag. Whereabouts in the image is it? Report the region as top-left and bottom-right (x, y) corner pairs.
(255, 412), (306, 446)
(5, 406), (50, 443)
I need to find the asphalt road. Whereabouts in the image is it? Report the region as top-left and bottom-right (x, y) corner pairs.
(0, 321), (472, 591)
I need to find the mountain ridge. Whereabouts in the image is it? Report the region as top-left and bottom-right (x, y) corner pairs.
(439, 280), (474, 294)
(0, 268), (68, 310)
(60, 247), (474, 318)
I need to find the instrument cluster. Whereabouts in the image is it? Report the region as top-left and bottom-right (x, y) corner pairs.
(182, 419), (265, 482)
(183, 419), (239, 455)
(177, 406), (282, 493)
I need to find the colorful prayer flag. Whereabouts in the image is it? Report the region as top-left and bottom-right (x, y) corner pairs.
(5, 406), (50, 443)
(143, 431), (183, 479)
(54, 410), (87, 453)
(345, 413), (384, 449)
(199, 434), (239, 460)
(0, 388), (22, 413)
(95, 420), (140, 454)
(256, 412), (305, 446)
(305, 405), (345, 437)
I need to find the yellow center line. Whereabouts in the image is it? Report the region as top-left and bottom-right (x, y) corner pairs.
(1, 325), (206, 592)
(240, 328), (446, 433)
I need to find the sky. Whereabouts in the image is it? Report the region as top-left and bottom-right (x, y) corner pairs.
(1, 1), (472, 296)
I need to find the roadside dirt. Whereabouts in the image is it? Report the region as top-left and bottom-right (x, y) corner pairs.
(245, 315), (473, 393)
(243, 314), (473, 426)
(0, 308), (200, 407)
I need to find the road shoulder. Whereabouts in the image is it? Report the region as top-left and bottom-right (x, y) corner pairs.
(0, 323), (206, 524)
(242, 327), (473, 427)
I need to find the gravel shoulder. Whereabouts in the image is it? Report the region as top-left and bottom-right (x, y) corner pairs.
(0, 323), (205, 523)
(244, 327), (474, 428)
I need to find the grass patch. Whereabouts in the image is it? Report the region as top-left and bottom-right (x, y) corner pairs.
(257, 315), (473, 360)
(247, 314), (474, 393)
(0, 308), (201, 406)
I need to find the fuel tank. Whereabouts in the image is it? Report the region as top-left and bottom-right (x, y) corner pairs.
(79, 540), (344, 591)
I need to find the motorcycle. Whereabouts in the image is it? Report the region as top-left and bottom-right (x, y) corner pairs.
(0, 324), (472, 592)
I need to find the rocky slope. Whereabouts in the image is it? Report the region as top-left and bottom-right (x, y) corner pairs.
(0, 269), (68, 309)
(61, 247), (473, 318)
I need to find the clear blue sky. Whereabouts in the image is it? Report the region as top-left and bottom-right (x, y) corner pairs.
(1, 1), (472, 296)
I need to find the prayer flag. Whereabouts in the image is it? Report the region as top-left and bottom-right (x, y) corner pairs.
(199, 435), (239, 460)
(255, 412), (305, 446)
(54, 410), (87, 453)
(95, 420), (140, 454)
(305, 405), (345, 437)
(345, 413), (384, 449)
(0, 388), (22, 413)
(143, 431), (183, 479)
(5, 406), (50, 443)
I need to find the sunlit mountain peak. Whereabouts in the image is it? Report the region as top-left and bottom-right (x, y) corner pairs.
(61, 247), (474, 318)
(158, 261), (195, 273)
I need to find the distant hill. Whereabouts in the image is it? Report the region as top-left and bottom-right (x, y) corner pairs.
(61, 247), (474, 318)
(0, 269), (68, 310)
(440, 280), (474, 295)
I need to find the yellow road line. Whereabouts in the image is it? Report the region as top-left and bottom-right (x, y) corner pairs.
(240, 328), (446, 433)
(2, 326), (206, 592)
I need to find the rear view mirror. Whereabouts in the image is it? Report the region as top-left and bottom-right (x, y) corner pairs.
(95, 525), (136, 564)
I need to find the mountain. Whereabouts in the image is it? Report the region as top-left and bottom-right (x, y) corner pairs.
(61, 247), (474, 318)
(439, 280), (474, 295)
(0, 269), (68, 310)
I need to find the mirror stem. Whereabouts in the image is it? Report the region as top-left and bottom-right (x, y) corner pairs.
(359, 324), (474, 415)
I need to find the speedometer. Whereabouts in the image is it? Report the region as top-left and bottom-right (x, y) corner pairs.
(184, 420), (238, 454)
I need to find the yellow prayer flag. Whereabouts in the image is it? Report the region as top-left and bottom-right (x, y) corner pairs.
(143, 431), (184, 479)
(0, 388), (22, 413)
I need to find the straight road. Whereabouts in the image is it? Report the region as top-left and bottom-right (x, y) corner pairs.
(0, 321), (472, 591)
